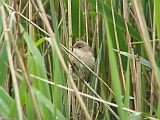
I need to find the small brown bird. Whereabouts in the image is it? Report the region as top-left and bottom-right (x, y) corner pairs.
(71, 41), (95, 82)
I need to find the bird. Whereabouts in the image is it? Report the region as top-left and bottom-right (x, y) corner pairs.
(70, 41), (95, 82)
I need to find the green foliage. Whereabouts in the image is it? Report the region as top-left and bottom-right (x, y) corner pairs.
(105, 20), (125, 120)
(20, 24), (51, 99)
(86, 0), (141, 41)
(0, 41), (8, 85)
(155, 0), (160, 45)
(71, 0), (85, 38)
(0, 86), (13, 117)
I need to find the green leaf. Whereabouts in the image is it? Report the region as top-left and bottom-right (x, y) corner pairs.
(46, 37), (63, 113)
(0, 86), (13, 117)
(35, 38), (46, 47)
(114, 50), (152, 69)
(49, 0), (64, 114)
(26, 95), (35, 120)
(71, 0), (85, 38)
(128, 112), (142, 120)
(34, 88), (66, 120)
(19, 24), (51, 100)
(124, 59), (130, 118)
(86, 0), (141, 41)
(0, 41), (8, 85)
(106, 19), (125, 120)
(0, 10), (3, 34)
(155, 0), (160, 45)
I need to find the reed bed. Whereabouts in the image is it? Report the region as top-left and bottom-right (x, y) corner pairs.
(0, 0), (160, 120)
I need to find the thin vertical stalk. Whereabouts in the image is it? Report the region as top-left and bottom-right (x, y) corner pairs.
(18, 0), (22, 23)
(123, 0), (136, 111)
(135, 56), (142, 113)
(60, 0), (68, 47)
(105, 19), (124, 120)
(72, 94), (77, 120)
(122, 1), (131, 115)
(68, 0), (73, 118)
(91, 19), (100, 50)
(29, 0), (32, 38)
(1, 4), (23, 120)
(60, 0), (69, 118)
(68, 0), (72, 54)
(79, 0), (81, 40)
(95, 0), (100, 91)
(84, 0), (88, 43)
(131, 48), (137, 110)
(111, 0), (126, 92)
(91, 0), (100, 118)
(150, 5), (156, 116)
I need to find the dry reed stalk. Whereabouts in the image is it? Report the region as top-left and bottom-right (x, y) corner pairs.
(135, 56), (142, 119)
(84, 0), (88, 43)
(68, 0), (73, 118)
(131, 0), (160, 96)
(111, 0), (126, 93)
(29, 1), (33, 38)
(131, 49), (137, 110)
(1, 2), (42, 119)
(136, 56), (142, 112)
(91, 0), (100, 118)
(123, 1), (137, 110)
(1, 5), (23, 120)
(150, 5), (156, 116)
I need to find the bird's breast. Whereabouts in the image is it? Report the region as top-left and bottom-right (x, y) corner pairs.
(73, 48), (95, 71)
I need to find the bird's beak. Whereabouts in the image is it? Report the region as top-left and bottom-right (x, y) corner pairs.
(70, 46), (75, 48)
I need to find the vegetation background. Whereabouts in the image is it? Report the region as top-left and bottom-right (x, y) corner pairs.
(0, 0), (160, 120)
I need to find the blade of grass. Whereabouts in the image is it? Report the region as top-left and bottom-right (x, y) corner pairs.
(71, 0), (84, 38)
(46, 37), (63, 112)
(114, 50), (152, 69)
(19, 24), (51, 100)
(26, 95), (35, 120)
(105, 17), (125, 120)
(49, 1), (63, 116)
(155, 0), (160, 45)
(0, 86), (13, 116)
(124, 58), (130, 118)
(34, 88), (66, 120)
(0, 41), (8, 85)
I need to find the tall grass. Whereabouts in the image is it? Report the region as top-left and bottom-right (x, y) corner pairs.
(0, 0), (160, 120)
